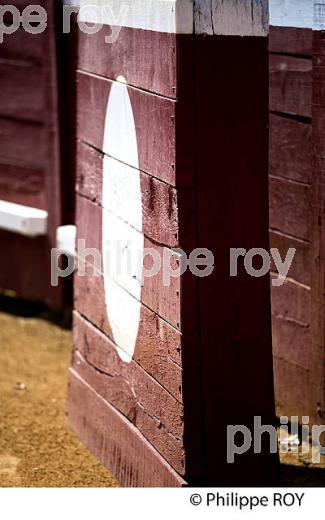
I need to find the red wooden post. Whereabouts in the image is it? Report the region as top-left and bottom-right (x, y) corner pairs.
(67, 0), (278, 486)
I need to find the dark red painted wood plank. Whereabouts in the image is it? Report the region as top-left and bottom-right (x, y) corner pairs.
(269, 230), (311, 286)
(273, 357), (318, 422)
(76, 71), (194, 187)
(76, 194), (197, 331)
(76, 140), (196, 248)
(0, 163), (45, 209)
(67, 369), (186, 487)
(77, 25), (193, 99)
(269, 54), (312, 117)
(0, 230), (61, 306)
(269, 27), (312, 57)
(0, 62), (45, 122)
(72, 317), (185, 474)
(271, 276), (311, 326)
(73, 309), (183, 404)
(269, 176), (311, 241)
(0, 118), (46, 170)
(310, 31), (325, 423)
(269, 113), (312, 184)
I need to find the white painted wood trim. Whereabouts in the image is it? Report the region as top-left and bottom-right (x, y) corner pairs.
(194, 0), (268, 36)
(313, 1), (325, 30)
(56, 225), (77, 256)
(0, 200), (48, 237)
(64, 0), (269, 35)
(269, 0), (313, 29)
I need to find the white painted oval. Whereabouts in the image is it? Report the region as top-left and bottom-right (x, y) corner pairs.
(102, 76), (143, 363)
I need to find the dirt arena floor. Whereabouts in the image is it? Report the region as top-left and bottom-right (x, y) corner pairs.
(0, 296), (118, 487)
(0, 295), (324, 487)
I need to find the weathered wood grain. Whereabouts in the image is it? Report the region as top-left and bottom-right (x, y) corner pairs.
(269, 26), (312, 56)
(269, 176), (311, 241)
(76, 71), (195, 187)
(0, 118), (46, 170)
(75, 194), (197, 331)
(0, 62), (45, 123)
(273, 357), (320, 423)
(73, 308), (183, 402)
(269, 54), (312, 116)
(194, 0), (268, 36)
(272, 316), (311, 371)
(67, 369), (186, 487)
(310, 31), (325, 423)
(269, 230), (311, 286)
(77, 25), (193, 99)
(271, 276), (311, 324)
(76, 141), (196, 248)
(0, 163), (45, 210)
(72, 318), (185, 473)
(269, 113), (311, 184)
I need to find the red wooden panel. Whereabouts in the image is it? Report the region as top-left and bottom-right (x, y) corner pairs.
(269, 54), (312, 117)
(0, 0), (65, 306)
(67, 369), (185, 487)
(271, 277), (311, 326)
(310, 31), (325, 423)
(76, 194), (197, 331)
(269, 176), (311, 241)
(72, 317), (185, 474)
(0, 118), (46, 169)
(269, 230), (311, 286)
(269, 27), (312, 57)
(76, 141), (196, 248)
(73, 310), (183, 402)
(0, 163), (45, 209)
(77, 25), (193, 99)
(0, 231), (54, 304)
(272, 315), (311, 371)
(76, 71), (194, 187)
(273, 357), (319, 422)
(269, 113), (312, 184)
(0, 62), (45, 122)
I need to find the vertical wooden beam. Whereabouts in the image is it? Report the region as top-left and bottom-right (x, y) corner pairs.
(311, 6), (325, 427)
(194, 0), (278, 485)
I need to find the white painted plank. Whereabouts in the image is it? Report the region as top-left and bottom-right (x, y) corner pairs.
(64, 0), (269, 35)
(194, 0), (269, 36)
(70, 0), (194, 33)
(56, 225), (77, 256)
(0, 200), (47, 237)
(269, 0), (313, 29)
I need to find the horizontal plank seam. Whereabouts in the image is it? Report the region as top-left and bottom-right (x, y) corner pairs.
(0, 114), (45, 127)
(77, 138), (193, 191)
(75, 308), (183, 380)
(69, 368), (185, 483)
(74, 349), (183, 439)
(269, 110), (312, 124)
(269, 227), (310, 244)
(270, 272), (311, 290)
(269, 173), (311, 187)
(77, 68), (183, 103)
(272, 313), (310, 328)
(269, 51), (312, 60)
(273, 355), (312, 372)
(77, 192), (183, 249)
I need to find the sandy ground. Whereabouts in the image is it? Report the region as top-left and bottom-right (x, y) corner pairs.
(0, 296), (325, 487)
(0, 299), (118, 487)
